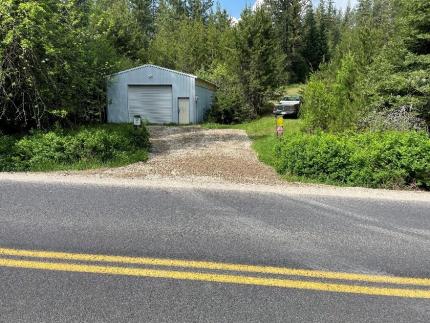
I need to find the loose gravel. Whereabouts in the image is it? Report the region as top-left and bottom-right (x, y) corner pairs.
(4, 126), (428, 201)
(83, 126), (282, 185)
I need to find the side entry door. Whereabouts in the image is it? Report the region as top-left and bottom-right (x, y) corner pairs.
(178, 98), (190, 125)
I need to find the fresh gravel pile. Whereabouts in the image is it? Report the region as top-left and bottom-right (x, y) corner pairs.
(84, 126), (281, 185)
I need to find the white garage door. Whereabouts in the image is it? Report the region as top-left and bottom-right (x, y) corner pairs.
(128, 85), (173, 124)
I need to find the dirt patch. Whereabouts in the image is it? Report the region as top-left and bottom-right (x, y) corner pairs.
(83, 126), (281, 185)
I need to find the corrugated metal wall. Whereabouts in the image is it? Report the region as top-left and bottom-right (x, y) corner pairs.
(195, 85), (215, 123)
(107, 65), (214, 124)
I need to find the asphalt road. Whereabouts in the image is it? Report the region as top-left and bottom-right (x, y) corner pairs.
(0, 179), (430, 322)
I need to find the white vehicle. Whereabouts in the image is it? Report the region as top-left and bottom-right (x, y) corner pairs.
(273, 95), (302, 118)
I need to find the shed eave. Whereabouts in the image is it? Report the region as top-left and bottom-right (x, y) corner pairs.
(109, 64), (217, 89)
(109, 64), (197, 79)
(196, 78), (218, 90)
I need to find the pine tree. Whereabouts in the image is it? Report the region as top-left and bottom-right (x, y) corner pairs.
(266, 0), (305, 82)
(343, 1), (352, 28)
(402, 0), (430, 55)
(91, 0), (148, 62)
(166, 0), (187, 17)
(302, 4), (320, 73)
(187, 0), (214, 21)
(316, 0), (330, 63)
(165, 0), (213, 21)
(235, 8), (283, 115)
(326, 0), (342, 54)
(399, 0), (430, 123)
(130, 0), (157, 38)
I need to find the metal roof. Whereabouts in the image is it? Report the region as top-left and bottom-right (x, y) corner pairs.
(110, 64), (194, 78)
(110, 64), (216, 88)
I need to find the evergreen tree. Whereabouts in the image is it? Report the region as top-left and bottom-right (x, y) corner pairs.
(266, 0), (306, 82)
(402, 0), (430, 56)
(130, 0), (157, 39)
(302, 4), (321, 73)
(316, 0), (330, 63)
(164, 0), (213, 21)
(342, 1), (352, 28)
(187, 0), (214, 21)
(91, 0), (148, 62)
(302, 0), (430, 131)
(235, 8), (283, 115)
(149, 0), (231, 73)
(326, 0), (342, 54)
(166, 0), (187, 17)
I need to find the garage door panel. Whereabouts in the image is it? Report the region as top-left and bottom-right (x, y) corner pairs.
(128, 86), (173, 124)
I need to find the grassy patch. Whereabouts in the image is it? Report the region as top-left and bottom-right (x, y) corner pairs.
(204, 116), (303, 167)
(279, 83), (305, 96)
(0, 124), (150, 172)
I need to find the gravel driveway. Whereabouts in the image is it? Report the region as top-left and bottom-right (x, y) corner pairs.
(5, 126), (429, 200)
(86, 126), (281, 184)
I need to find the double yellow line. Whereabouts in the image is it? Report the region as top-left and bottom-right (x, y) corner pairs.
(0, 247), (429, 299)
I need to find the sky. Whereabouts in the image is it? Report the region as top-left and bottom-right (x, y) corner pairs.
(219, 0), (358, 19)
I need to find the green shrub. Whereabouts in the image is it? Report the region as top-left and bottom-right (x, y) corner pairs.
(0, 136), (24, 171)
(208, 89), (254, 124)
(276, 131), (430, 189)
(301, 53), (365, 133)
(0, 125), (150, 171)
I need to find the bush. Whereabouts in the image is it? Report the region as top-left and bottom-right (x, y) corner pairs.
(202, 63), (256, 124)
(301, 52), (365, 133)
(275, 131), (430, 189)
(208, 87), (255, 124)
(0, 125), (150, 171)
(0, 136), (24, 171)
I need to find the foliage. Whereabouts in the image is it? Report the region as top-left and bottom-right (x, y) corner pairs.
(276, 131), (430, 189)
(234, 8), (283, 116)
(266, 0), (305, 82)
(1, 0), (427, 143)
(149, 0), (342, 123)
(302, 4), (322, 74)
(91, 0), (150, 62)
(149, 1), (231, 73)
(368, 0), (430, 126)
(201, 0), (430, 190)
(0, 125), (150, 171)
(301, 0), (430, 133)
(264, 0), (342, 83)
(301, 52), (364, 132)
(0, 0), (127, 133)
(0, 0), (350, 131)
(356, 0), (430, 128)
(203, 64), (252, 124)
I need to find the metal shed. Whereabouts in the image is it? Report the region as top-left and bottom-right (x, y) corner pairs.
(107, 65), (216, 125)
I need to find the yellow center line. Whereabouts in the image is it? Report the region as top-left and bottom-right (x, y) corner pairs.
(0, 258), (429, 299)
(0, 247), (429, 287)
